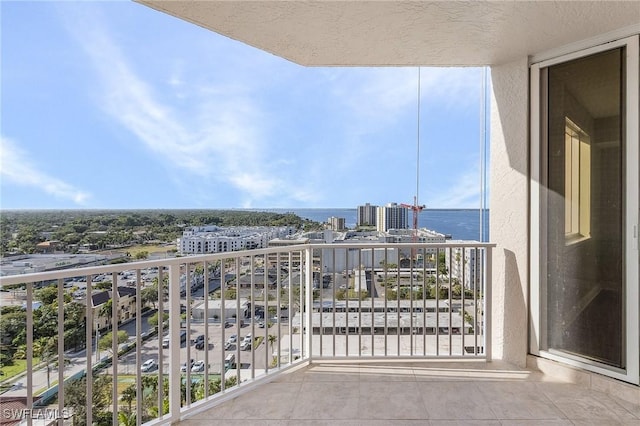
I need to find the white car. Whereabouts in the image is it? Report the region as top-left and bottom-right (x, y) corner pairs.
(191, 360), (205, 373)
(228, 334), (237, 343)
(180, 359), (195, 372)
(141, 359), (156, 372)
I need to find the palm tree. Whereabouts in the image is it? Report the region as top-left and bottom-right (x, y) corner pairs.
(39, 337), (57, 389)
(99, 299), (113, 329)
(267, 334), (277, 353)
(121, 384), (137, 413)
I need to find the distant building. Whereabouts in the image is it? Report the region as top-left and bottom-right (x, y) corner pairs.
(87, 286), (138, 331)
(267, 238), (309, 268)
(178, 226), (295, 254)
(328, 216), (345, 231)
(376, 203), (408, 232)
(357, 203), (377, 227)
(35, 240), (61, 254)
(0, 254), (114, 277)
(191, 299), (250, 322)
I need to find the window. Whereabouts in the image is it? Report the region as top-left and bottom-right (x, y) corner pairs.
(564, 118), (591, 241)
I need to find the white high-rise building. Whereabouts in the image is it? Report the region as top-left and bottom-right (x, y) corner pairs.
(328, 216), (345, 231)
(376, 203), (408, 232)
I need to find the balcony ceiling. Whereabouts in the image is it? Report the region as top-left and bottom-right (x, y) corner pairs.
(136, 1), (639, 66)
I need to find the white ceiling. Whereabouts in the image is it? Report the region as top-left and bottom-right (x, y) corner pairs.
(136, 1), (639, 66)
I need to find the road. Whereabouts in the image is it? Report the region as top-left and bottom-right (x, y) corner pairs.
(1, 310), (156, 398)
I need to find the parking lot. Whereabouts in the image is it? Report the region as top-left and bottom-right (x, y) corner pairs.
(125, 318), (297, 381)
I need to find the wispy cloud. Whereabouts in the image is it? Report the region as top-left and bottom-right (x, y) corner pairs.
(427, 165), (482, 209)
(328, 67), (481, 124)
(0, 137), (91, 205)
(60, 5), (307, 206)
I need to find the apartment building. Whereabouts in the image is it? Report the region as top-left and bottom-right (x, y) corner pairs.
(376, 202), (408, 232)
(178, 225), (294, 254)
(356, 203), (377, 227)
(327, 216), (345, 231)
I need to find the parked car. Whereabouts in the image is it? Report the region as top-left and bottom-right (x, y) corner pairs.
(180, 359), (195, 372)
(191, 360), (205, 373)
(194, 334), (205, 345)
(224, 341), (232, 350)
(228, 334), (237, 343)
(258, 321), (265, 328)
(141, 359), (156, 372)
(195, 339), (208, 350)
(240, 340), (251, 351)
(162, 337), (169, 348)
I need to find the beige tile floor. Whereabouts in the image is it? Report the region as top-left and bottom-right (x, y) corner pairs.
(180, 360), (640, 426)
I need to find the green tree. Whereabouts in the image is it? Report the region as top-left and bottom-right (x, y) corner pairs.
(121, 383), (137, 413)
(386, 289), (398, 300)
(267, 334), (277, 353)
(0, 310), (26, 348)
(147, 311), (168, 328)
(33, 303), (57, 341)
(64, 302), (86, 351)
(437, 251), (449, 276)
(429, 285), (449, 299)
(118, 412), (136, 426)
(35, 286), (59, 305)
(98, 330), (129, 353)
(134, 251), (149, 260)
(141, 286), (158, 308)
(99, 299), (113, 327)
(64, 375), (112, 426)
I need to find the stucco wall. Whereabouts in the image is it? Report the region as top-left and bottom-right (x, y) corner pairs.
(489, 58), (529, 367)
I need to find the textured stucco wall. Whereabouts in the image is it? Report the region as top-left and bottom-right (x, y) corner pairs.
(138, 1), (640, 67)
(489, 58), (529, 367)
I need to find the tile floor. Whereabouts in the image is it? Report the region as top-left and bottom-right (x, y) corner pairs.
(180, 360), (640, 425)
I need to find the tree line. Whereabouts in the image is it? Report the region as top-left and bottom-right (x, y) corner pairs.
(0, 209), (322, 255)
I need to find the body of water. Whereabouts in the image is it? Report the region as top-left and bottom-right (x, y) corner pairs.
(260, 208), (489, 242)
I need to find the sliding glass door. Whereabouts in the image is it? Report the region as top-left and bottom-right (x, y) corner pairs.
(531, 36), (639, 383)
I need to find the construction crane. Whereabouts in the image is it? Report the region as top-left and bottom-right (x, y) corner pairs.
(401, 68), (425, 249)
(401, 196), (425, 244)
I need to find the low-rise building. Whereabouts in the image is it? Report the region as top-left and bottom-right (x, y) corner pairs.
(191, 299), (250, 322)
(178, 226), (295, 255)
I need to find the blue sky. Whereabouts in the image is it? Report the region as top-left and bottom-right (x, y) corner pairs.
(1, 1), (488, 210)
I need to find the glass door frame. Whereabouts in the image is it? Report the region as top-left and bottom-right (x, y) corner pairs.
(530, 35), (639, 384)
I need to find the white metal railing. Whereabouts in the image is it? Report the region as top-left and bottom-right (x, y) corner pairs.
(0, 242), (493, 425)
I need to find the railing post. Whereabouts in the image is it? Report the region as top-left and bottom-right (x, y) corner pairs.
(168, 264), (182, 421)
(57, 279), (65, 426)
(26, 283), (33, 426)
(305, 247), (313, 361)
(484, 246), (492, 362)
(85, 277), (93, 426)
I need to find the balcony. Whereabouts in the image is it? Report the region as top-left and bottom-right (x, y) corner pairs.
(180, 359), (640, 425)
(1, 242), (639, 425)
